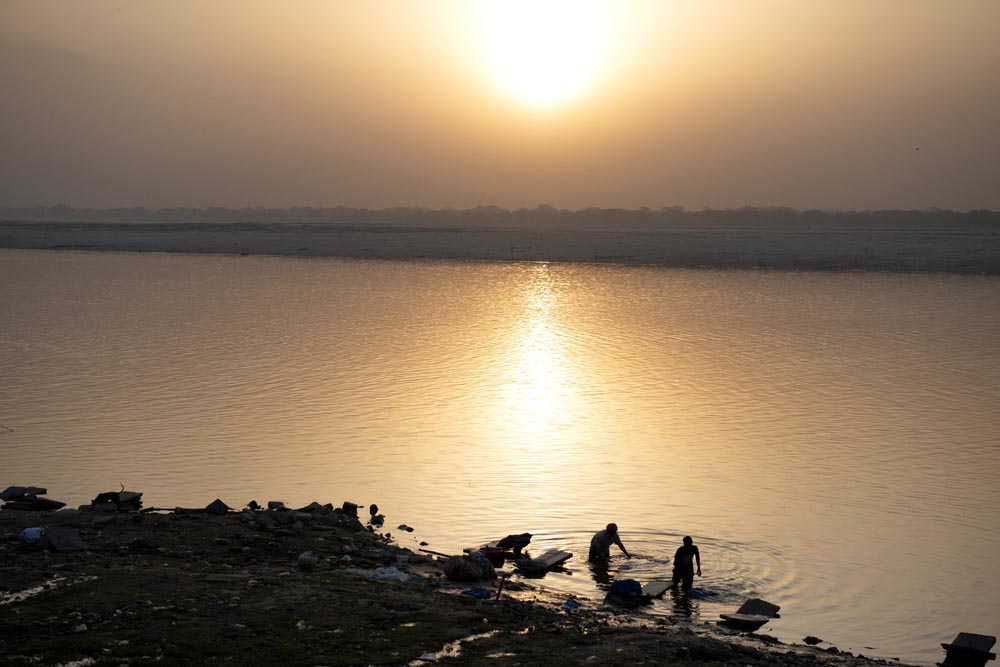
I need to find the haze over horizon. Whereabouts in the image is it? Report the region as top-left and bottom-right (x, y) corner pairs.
(2, 1), (998, 211)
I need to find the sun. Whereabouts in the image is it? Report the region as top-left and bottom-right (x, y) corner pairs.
(480, 0), (613, 108)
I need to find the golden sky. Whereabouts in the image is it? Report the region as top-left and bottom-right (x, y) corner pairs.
(1, 1), (998, 210)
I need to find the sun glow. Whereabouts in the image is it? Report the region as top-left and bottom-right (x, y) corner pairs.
(481, 0), (613, 108)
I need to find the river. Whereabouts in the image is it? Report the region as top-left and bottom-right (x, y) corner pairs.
(2, 249), (998, 664)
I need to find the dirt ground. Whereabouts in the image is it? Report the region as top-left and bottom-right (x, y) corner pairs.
(0, 505), (909, 667)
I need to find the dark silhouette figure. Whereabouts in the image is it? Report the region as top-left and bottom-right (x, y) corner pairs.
(588, 523), (630, 562)
(671, 535), (701, 591)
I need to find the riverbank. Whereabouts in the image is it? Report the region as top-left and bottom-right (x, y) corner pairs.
(1, 504), (911, 667)
(2, 220), (999, 274)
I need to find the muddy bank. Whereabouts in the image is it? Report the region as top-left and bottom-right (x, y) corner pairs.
(0, 506), (911, 667)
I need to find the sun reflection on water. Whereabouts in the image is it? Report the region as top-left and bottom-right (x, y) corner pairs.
(505, 264), (575, 433)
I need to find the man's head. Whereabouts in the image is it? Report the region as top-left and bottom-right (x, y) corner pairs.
(606, 523), (618, 535)
(683, 535), (693, 545)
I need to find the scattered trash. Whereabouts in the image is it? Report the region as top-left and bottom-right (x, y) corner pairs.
(371, 566), (410, 583)
(340, 555), (352, 562)
(561, 599), (581, 611)
(461, 588), (493, 599)
(395, 554), (409, 571)
(939, 633), (996, 667)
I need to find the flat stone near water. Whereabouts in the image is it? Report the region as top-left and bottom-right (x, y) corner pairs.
(719, 598), (782, 632)
(719, 613), (774, 631)
(4, 496), (67, 511)
(941, 633), (998, 667)
(736, 598), (781, 617)
(2, 486), (47, 500)
(945, 634), (997, 654)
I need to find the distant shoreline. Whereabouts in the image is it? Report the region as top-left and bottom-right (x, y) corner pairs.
(3, 219), (999, 275)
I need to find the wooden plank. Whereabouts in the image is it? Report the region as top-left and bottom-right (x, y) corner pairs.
(642, 581), (671, 598)
(515, 549), (572, 573)
(533, 549), (572, 568)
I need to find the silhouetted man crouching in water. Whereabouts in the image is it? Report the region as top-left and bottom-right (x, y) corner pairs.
(588, 523), (631, 562)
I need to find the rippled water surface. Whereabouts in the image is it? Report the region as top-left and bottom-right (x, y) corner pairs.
(2, 249), (998, 663)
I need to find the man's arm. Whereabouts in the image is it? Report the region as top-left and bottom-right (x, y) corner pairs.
(616, 537), (631, 559)
(695, 547), (702, 575)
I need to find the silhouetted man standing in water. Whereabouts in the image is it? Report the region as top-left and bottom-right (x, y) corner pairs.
(671, 535), (702, 591)
(588, 523), (631, 562)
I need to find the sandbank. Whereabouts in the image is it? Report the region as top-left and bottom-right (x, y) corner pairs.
(2, 219), (999, 274)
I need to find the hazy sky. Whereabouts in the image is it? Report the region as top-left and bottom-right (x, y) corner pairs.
(2, 1), (998, 210)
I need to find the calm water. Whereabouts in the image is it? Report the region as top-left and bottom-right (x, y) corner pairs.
(2, 249), (998, 663)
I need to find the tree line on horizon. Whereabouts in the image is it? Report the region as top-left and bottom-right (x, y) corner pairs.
(1, 204), (997, 229)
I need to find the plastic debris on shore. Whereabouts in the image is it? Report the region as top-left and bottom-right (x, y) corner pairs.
(20, 527), (45, 544)
(371, 566), (410, 583)
(460, 587), (493, 599)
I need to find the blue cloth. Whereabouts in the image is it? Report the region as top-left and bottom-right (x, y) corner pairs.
(461, 587), (493, 599)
